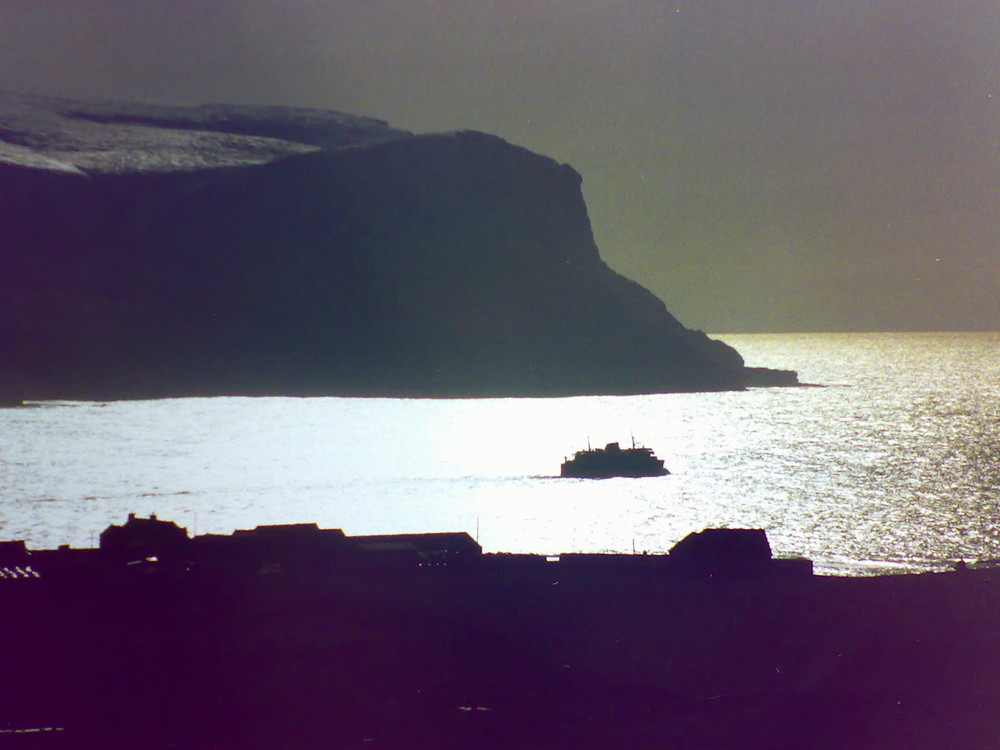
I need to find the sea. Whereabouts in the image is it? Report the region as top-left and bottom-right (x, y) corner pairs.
(2, 332), (998, 576)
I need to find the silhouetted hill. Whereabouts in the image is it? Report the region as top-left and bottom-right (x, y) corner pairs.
(0, 92), (794, 399)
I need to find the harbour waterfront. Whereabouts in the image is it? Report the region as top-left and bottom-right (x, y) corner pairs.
(2, 332), (998, 575)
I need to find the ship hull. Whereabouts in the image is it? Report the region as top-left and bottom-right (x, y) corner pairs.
(560, 463), (669, 479)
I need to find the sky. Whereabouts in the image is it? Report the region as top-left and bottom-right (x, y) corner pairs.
(1, 0), (997, 332)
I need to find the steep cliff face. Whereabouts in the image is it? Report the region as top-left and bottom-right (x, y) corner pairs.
(1, 93), (773, 399)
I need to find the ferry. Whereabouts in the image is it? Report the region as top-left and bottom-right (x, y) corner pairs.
(560, 440), (670, 478)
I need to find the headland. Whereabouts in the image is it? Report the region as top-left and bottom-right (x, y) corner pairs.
(0, 92), (797, 400)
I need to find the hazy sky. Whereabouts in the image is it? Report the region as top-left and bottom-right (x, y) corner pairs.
(1, 0), (997, 332)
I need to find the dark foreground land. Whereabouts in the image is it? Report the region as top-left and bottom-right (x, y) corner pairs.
(2, 518), (998, 750)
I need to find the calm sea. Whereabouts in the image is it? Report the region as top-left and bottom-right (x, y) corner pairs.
(2, 332), (998, 576)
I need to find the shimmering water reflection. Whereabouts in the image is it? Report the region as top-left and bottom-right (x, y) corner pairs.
(1, 333), (998, 575)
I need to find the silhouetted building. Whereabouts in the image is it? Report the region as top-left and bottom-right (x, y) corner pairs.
(99, 513), (189, 564)
(4, 516), (811, 585)
(669, 528), (812, 578)
(352, 532), (482, 567)
(0, 540), (29, 566)
(670, 528), (772, 564)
